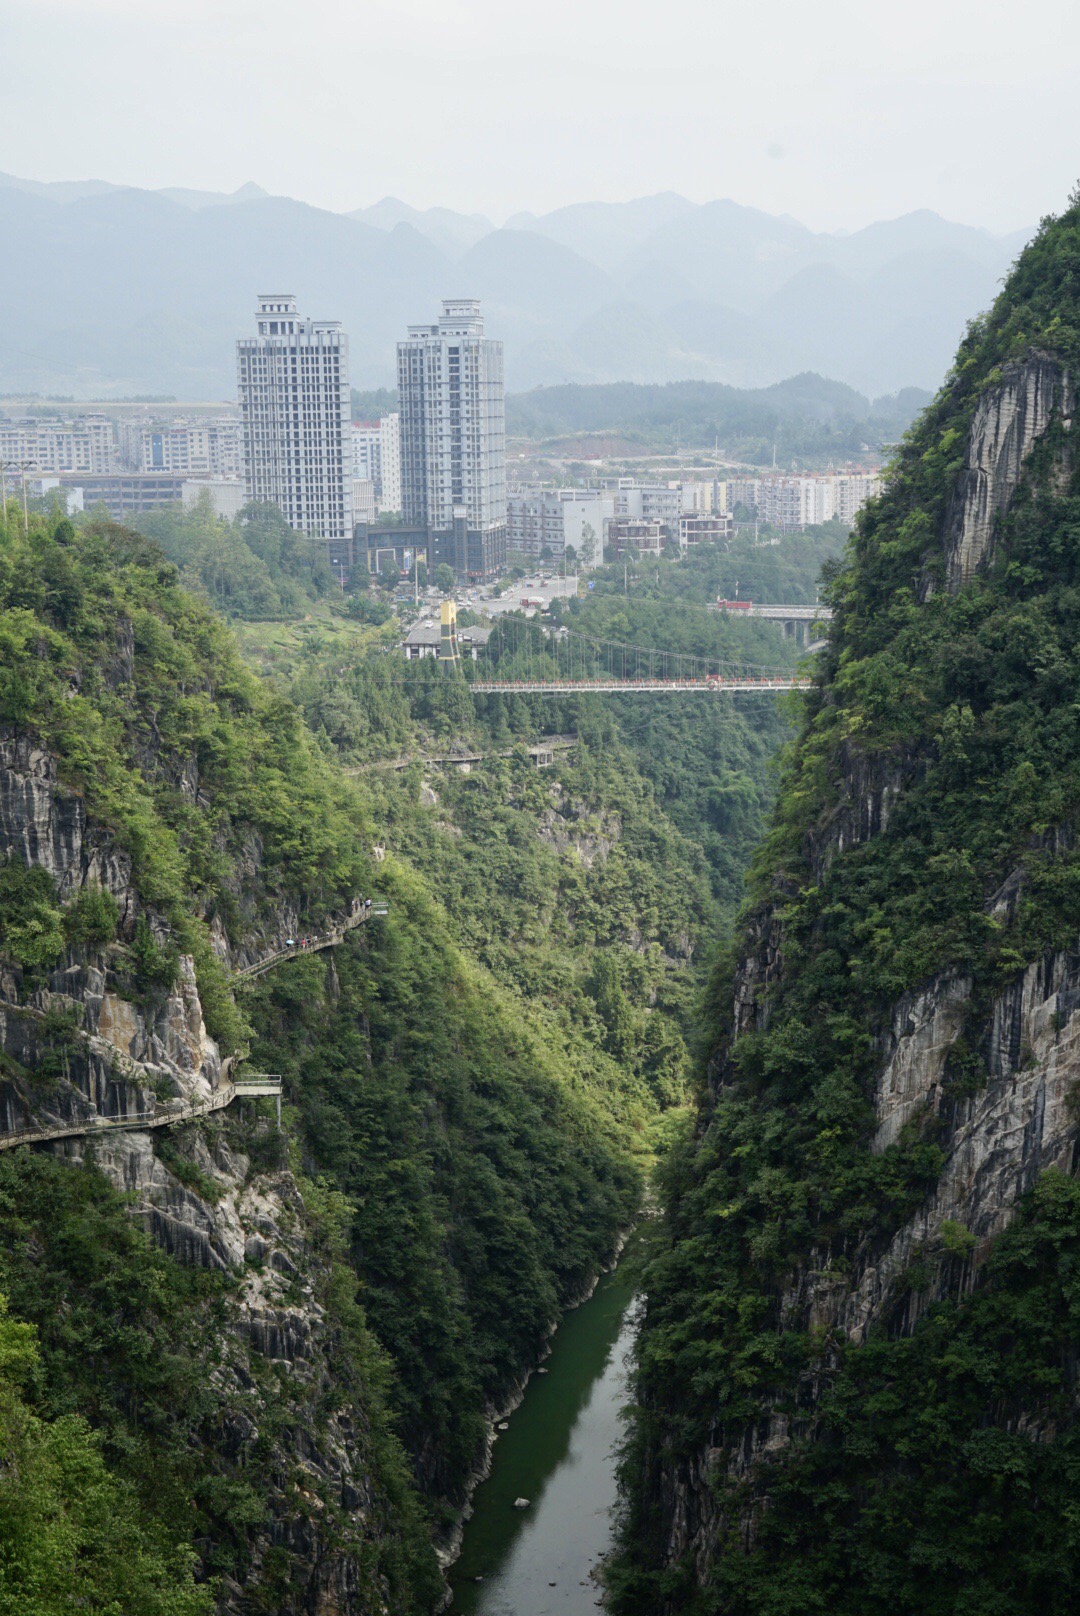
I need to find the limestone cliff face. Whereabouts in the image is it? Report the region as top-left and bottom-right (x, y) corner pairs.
(0, 726), (228, 1142)
(0, 733), (417, 1611)
(638, 345), (1080, 1598)
(940, 354), (1072, 591)
(59, 1125), (408, 1614)
(0, 732), (136, 914)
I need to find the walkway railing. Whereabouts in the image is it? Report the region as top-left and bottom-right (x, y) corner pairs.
(233, 900), (388, 981)
(0, 1072), (284, 1154)
(0, 894), (392, 1151)
(470, 676), (811, 695)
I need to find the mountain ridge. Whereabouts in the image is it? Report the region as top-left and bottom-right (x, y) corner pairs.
(0, 171), (1031, 398)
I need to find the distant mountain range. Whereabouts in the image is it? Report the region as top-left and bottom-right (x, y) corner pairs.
(0, 172), (1032, 400)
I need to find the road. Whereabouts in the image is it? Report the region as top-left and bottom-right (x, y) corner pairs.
(468, 576), (579, 618)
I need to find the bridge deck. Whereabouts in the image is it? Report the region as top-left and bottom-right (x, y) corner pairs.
(471, 678), (809, 695)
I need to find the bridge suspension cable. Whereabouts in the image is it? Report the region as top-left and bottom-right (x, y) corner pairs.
(463, 623), (811, 694)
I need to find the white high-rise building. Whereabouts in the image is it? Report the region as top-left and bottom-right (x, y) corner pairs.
(351, 413), (402, 515)
(397, 300), (506, 580)
(236, 295), (352, 541)
(378, 412), (402, 514)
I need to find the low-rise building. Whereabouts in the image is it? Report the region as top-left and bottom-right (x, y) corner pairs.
(679, 512), (733, 548)
(402, 619), (491, 661)
(605, 517), (665, 558)
(182, 478), (247, 520)
(41, 471), (186, 521)
(506, 488), (613, 568)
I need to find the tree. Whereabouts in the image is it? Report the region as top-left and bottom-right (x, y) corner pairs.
(579, 523), (598, 571)
(434, 563), (455, 594)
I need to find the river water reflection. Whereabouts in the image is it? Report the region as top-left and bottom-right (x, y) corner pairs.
(450, 1257), (638, 1616)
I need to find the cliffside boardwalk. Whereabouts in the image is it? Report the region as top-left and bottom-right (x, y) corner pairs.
(232, 898), (387, 981)
(0, 1072), (285, 1153)
(0, 899), (388, 1151)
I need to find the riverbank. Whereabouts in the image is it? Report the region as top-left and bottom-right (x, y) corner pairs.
(448, 1247), (639, 1614)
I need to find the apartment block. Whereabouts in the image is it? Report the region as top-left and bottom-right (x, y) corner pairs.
(605, 517), (665, 558)
(0, 415), (116, 474)
(120, 416), (242, 479)
(679, 512), (733, 548)
(720, 472), (884, 531)
(352, 413), (402, 514)
(506, 488), (613, 568)
(614, 480), (683, 532)
(237, 294), (353, 541)
(398, 300), (506, 581)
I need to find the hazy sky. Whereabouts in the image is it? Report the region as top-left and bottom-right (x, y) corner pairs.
(2, 0), (1077, 232)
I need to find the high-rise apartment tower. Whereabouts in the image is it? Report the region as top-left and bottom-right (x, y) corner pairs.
(236, 295), (352, 540)
(397, 300), (505, 580)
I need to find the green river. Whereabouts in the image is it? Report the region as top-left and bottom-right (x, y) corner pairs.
(449, 1255), (638, 1616)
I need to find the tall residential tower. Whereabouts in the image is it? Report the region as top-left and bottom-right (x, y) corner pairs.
(397, 299), (505, 580)
(236, 295), (352, 540)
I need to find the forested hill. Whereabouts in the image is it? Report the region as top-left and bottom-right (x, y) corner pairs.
(609, 196), (1080, 1614)
(0, 513), (647, 1610)
(506, 375), (929, 461)
(0, 498), (828, 1608)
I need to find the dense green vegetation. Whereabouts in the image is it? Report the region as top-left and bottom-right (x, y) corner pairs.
(0, 1148), (438, 1614)
(4, 501), (800, 1602)
(581, 521), (845, 608)
(135, 497), (339, 619)
(245, 887), (640, 1520)
(615, 1172), (1080, 1616)
(0, 1292), (210, 1616)
(0, 464), (840, 1605)
(610, 196), (1080, 1613)
(0, 508), (376, 1047)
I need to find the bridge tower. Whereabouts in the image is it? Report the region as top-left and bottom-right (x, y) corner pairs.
(439, 598), (460, 663)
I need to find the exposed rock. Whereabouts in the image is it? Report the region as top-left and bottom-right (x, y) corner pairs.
(0, 729), (136, 922)
(54, 1121), (407, 1612)
(941, 353), (1072, 591)
(872, 973), (972, 1152)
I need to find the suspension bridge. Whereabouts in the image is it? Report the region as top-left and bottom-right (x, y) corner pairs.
(439, 615), (814, 696)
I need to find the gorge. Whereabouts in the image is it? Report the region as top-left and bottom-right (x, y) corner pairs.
(0, 503), (811, 1610)
(8, 198), (1080, 1616)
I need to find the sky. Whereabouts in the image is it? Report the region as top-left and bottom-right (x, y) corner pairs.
(1, 0), (1078, 233)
